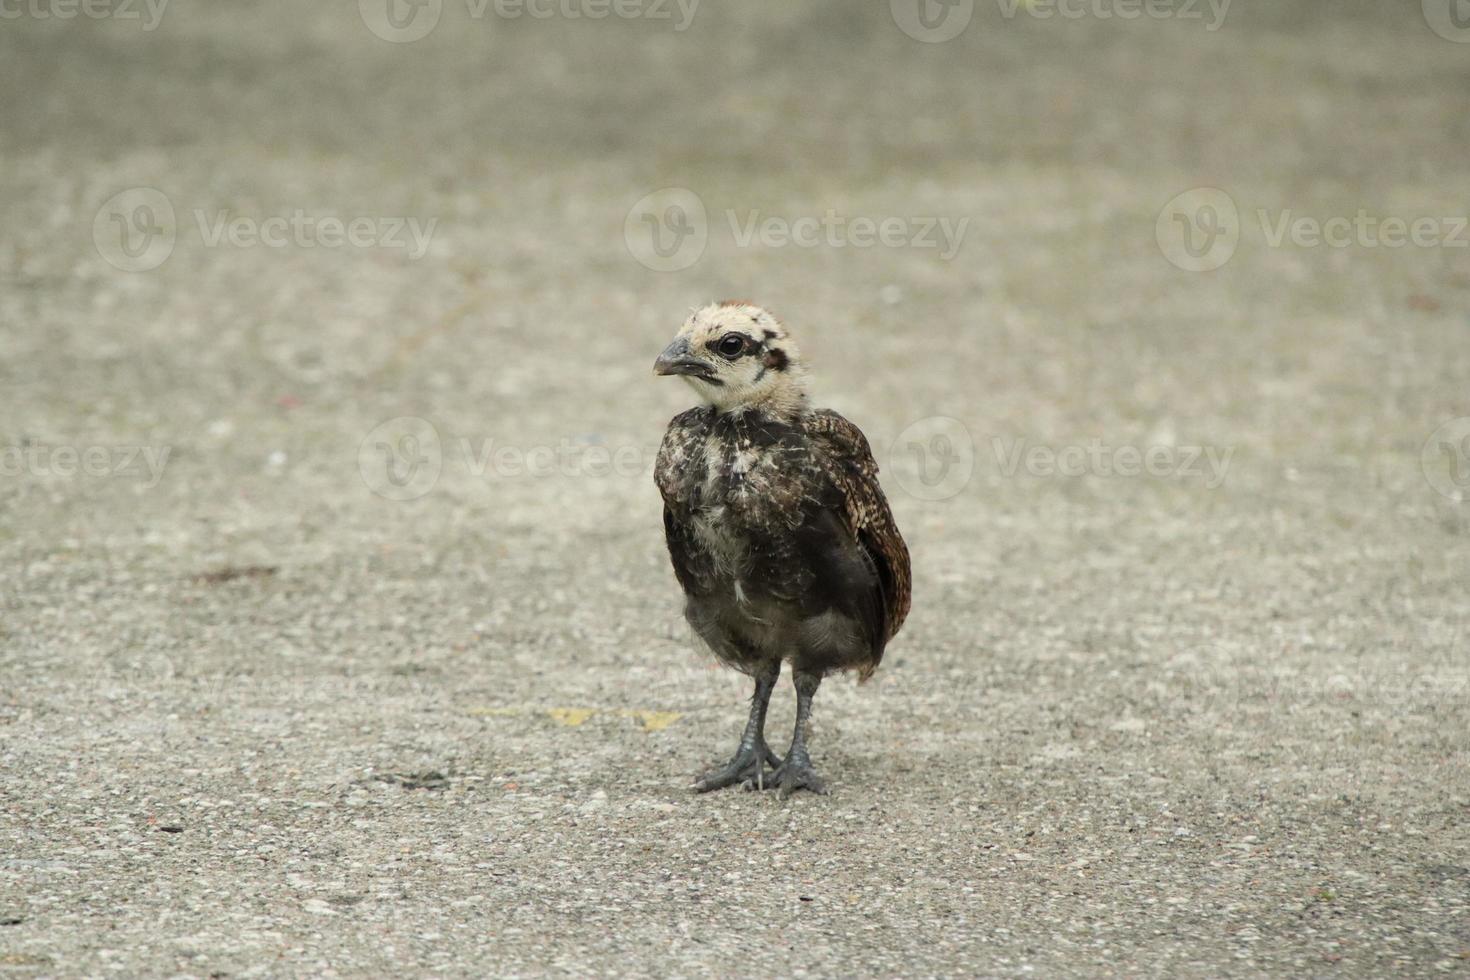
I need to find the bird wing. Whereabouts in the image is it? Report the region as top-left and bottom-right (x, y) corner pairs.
(802, 409), (912, 660)
(654, 407), (713, 597)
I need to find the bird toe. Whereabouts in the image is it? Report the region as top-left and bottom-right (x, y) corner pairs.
(774, 762), (828, 799)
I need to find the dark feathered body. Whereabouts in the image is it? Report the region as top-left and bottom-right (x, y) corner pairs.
(655, 404), (911, 680)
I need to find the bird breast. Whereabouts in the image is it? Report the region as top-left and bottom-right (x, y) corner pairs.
(687, 429), (806, 577)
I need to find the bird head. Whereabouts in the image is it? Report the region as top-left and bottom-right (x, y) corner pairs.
(653, 301), (808, 416)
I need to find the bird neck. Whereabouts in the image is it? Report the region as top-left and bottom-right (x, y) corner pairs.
(714, 384), (809, 423)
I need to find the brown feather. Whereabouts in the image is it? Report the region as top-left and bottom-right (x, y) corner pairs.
(800, 410), (912, 677)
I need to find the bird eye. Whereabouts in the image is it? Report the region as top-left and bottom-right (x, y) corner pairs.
(717, 334), (745, 358)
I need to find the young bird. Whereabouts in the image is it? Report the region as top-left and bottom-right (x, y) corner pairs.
(653, 301), (911, 797)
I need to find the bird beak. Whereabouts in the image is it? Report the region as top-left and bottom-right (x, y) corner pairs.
(654, 337), (710, 379)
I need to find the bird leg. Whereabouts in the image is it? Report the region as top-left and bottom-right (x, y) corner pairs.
(772, 670), (829, 798)
(693, 662), (782, 792)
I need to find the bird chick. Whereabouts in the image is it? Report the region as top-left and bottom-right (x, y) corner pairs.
(653, 301), (911, 797)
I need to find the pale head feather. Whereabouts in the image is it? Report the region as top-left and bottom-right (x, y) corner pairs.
(657, 301), (809, 417)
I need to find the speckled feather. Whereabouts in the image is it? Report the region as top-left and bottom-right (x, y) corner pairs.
(655, 405), (911, 679)
(801, 408), (912, 646)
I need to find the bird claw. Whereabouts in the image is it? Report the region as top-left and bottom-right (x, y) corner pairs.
(740, 769), (781, 792)
(694, 742), (828, 798)
(693, 744), (782, 793)
(772, 759), (828, 799)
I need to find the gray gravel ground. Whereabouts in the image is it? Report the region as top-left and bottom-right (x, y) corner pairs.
(3, 1), (1469, 976)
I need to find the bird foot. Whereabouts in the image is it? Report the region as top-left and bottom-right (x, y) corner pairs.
(693, 743), (782, 793)
(769, 758), (829, 799)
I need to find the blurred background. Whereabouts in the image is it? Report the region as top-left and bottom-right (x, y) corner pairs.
(2, 0), (1468, 975)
